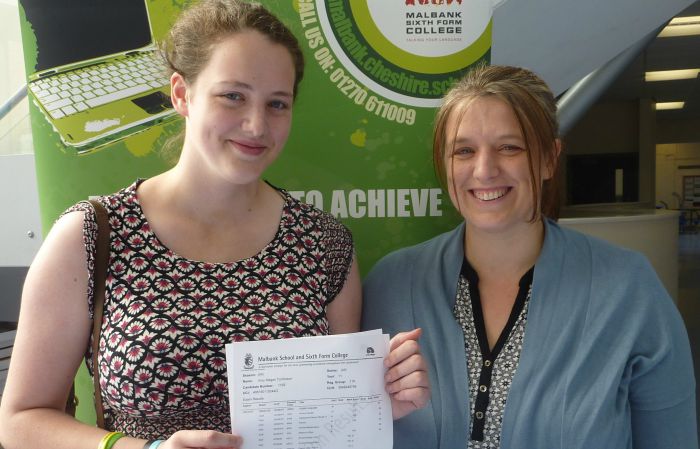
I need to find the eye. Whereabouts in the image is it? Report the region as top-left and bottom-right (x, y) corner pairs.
(452, 146), (475, 157)
(222, 92), (243, 102)
(500, 144), (525, 154)
(268, 99), (290, 111)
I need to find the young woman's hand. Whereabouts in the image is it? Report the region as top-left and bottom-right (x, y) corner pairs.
(384, 328), (430, 420)
(159, 430), (242, 449)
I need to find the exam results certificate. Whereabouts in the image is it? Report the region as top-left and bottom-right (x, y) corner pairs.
(225, 331), (392, 449)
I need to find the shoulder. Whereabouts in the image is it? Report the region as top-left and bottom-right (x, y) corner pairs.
(539, 221), (695, 411)
(60, 181), (136, 220)
(27, 206), (92, 297)
(366, 224), (463, 283)
(58, 200), (99, 244)
(545, 218), (652, 278)
(536, 219), (678, 348)
(544, 219), (676, 327)
(538, 220), (654, 277)
(55, 181), (139, 254)
(51, 208), (88, 241)
(361, 224), (464, 336)
(284, 193), (353, 244)
(362, 224), (463, 321)
(280, 193), (355, 298)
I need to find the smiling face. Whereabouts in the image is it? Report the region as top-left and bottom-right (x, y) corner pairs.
(171, 29), (296, 186)
(445, 95), (553, 235)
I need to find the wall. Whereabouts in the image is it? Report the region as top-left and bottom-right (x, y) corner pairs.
(657, 118), (700, 144)
(639, 99), (656, 205)
(0, 0), (31, 156)
(0, 154), (42, 322)
(0, 0), (41, 322)
(562, 99), (657, 206)
(564, 101), (640, 155)
(656, 143), (700, 209)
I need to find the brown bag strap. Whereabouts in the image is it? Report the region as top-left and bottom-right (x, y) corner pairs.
(65, 383), (77, 416)
(88, 199), (109, 428)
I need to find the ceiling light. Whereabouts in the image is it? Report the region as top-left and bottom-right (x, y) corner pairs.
(655, 101), (685, 110)
(669, 16), (700, 25)
(658, 16), (700, 37)
(645, 69), (700, 82)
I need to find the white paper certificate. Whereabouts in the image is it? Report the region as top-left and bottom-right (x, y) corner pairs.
(225, 331), (392, 449)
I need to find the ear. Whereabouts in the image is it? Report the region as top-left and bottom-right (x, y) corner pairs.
(170, 72), (190, 117)
(543, 138), (562, 180)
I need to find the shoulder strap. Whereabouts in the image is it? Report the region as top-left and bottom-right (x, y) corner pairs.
(88, 199), (109, 428)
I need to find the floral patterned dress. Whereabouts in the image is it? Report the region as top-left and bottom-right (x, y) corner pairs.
(66, 180), (353, 438)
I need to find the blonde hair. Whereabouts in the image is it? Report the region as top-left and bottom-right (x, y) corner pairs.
(433, 64), (561, 220)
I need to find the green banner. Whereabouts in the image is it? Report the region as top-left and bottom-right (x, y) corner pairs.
(18, 0), (493, 423)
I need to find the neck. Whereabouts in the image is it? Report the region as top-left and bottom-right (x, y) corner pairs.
(145, 164), (273, 226)
(464, 219), (545, 281)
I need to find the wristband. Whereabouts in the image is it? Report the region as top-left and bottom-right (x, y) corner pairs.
(148, 441), (164, 449)
(98, 432), (125, 449)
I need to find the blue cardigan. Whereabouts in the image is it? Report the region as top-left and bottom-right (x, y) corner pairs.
(362, 219), (697, 449)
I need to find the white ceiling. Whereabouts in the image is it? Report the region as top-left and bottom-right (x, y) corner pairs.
(492, 0), (695, 97)
(603, 1), (700, 121)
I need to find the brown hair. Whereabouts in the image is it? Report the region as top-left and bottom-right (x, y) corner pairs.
(163, 0), (304, 96)
(433, 64), (562, 220)
(159, 0), (305, 164)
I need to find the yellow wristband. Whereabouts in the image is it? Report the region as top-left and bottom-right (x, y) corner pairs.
(98, 431), (125, 449)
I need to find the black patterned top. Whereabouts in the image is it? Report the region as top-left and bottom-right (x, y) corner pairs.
(453, 259), (532, 449)
(65, 180), (354, 439)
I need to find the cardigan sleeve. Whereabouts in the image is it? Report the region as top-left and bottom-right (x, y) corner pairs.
(632, 396), (697, 449)
(361, 247), (442, 449)
(623, 256), (698, 448)
(361, 249), (416, 336)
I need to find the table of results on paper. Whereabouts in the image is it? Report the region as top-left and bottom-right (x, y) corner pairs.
(227, 331), (392, 449)
(242, 393), (386, 448)
(239, 362), (388, 449)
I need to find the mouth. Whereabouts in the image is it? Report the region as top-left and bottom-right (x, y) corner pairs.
(471, 187), (510, 201)
(229, 139), (267, 156)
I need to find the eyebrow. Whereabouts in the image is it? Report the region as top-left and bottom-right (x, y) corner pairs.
(216, 80), (293, 98)
(452, 134), (524, 145)
(497, 133), (524, 141)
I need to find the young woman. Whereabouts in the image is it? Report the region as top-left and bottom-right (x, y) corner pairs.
(362, 64), (697, 449)
(0, 1), (428, 448)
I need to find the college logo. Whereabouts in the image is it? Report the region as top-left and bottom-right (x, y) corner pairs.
(243, 353), (254, 369)
(316, 0), (498, 107)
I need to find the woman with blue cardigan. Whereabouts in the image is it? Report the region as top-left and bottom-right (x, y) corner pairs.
(362, 64), (697, 449)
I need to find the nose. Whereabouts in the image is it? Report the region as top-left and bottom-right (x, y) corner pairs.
(472, 150), (499, 181)
(242, 103), (267, 138)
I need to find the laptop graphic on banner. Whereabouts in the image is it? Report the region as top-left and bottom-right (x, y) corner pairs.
(22, 0), (177, 153)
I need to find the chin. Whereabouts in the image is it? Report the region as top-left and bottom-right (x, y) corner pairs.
(464, 213), (530, 233)
(218, 169), (263, 186)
